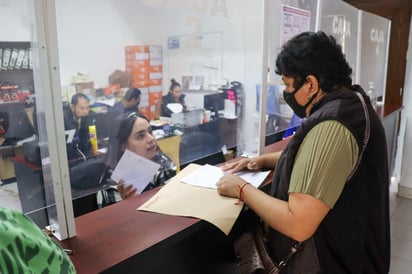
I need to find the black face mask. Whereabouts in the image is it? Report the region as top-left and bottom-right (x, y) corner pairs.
(283, 82), (316, 118)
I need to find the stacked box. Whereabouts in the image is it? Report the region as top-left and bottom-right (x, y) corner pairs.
(125, 45), (163, 120)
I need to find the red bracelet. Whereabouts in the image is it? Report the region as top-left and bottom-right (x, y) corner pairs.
(235, 182), (250, 205)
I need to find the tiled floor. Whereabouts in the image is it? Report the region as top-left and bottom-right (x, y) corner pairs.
(1, 180), (411, 272)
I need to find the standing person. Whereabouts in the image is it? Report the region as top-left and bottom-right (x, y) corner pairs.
(217, 31), (390, 273)
(104, 112), (176, 202)
(63, 93), (90, 130)
(158, 78), (186, 117)
(111, 87), (141, 115)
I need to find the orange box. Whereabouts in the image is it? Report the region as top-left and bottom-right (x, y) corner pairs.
(132, 73), (150, 81)
(125, 45), (161, 53)
(150, 59), (162, 66)
(131, 80), (150, 88)
(149, 72), (162, 79)
(125, 60), (150, 68)
(149, 79), (162, 86)
(125, 52), (149, 61)
(135, 66), (150, 73)
(125, 45), (150, 53)
(149, 66), (162, 72)
(149, 85), (162, 93)
(149, 91), (162, 105)
(139, 106), (150, 118)
(103, 84), (121, 96)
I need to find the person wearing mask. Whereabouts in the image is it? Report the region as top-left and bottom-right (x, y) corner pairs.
(63, 93), (90, 130)
(102, 112), (176, 203)
(217, 31), (390, 273)
(158, 78), (186, 117)
(111, 87), (141, 115)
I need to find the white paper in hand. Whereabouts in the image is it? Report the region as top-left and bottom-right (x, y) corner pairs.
(111, 149), (160, 194)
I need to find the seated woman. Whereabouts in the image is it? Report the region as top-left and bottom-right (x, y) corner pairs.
(105, 112), (176, 201)
(158, 79), (187, 117)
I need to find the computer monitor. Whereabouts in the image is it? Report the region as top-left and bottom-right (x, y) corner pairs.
(203, 93), (224, 113)
(86, 111), (120, 140)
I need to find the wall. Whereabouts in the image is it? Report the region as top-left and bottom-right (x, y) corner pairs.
(0, 0), (32, 41)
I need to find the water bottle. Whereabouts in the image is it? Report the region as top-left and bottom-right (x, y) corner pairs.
(88, 125), (98, 154)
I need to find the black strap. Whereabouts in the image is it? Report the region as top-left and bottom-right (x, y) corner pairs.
(347, 92), (370, 180)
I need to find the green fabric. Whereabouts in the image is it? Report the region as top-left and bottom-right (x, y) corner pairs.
(0, 207), (76, 274)
(289, 120), (359, 208)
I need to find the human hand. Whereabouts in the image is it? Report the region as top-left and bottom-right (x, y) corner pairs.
(117, 179), (138, 200)
(216, 173), (248, 199)
(221, 157), (262, 173)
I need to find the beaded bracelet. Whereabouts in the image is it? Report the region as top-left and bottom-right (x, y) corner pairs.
(235, 182), (250, 205)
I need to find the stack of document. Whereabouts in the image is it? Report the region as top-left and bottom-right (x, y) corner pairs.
(138, 164), (270, 235)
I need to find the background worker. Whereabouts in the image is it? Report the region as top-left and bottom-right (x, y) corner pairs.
(157, 78), (186, 118)
(64, 93), (90, 130)
(111, 87), (141, 115)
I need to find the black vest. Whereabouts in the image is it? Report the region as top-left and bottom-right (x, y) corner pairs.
(268, 86), (390, 273)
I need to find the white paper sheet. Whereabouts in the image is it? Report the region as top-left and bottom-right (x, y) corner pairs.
(111, 149), (160, 194)
(95, 97), (116, 107)
(180, 164), (270, 189)
(166, 103), (183, 113)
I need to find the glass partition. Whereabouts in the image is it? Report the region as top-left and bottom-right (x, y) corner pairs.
(319, 0), (360, 83)
(359, 10), (391, 104)
(51, 1), (266, 172)
(264, 0), (319, 145)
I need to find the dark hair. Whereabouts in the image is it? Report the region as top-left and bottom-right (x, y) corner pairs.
(169, 78), (181, 92)
(114, 112), (149, 162)
(275, 31), (353, 92)
(124, 88), (141, 101)
(71, 93), (89, 105)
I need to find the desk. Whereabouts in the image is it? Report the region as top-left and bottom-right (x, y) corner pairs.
(57, 139), (290, 273)
(60, 189), (238, 274)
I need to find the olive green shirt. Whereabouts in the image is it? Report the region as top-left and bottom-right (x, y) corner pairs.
(289, 120), (359, 208)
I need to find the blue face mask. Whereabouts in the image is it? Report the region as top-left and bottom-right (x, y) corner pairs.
(283, 82), (316, 118)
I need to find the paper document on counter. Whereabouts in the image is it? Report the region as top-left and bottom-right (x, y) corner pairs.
(111, 149), (160, 194)
(138, 164), (246, 235)
(167, 103), (183, 113)
(180, 164), (270, 189)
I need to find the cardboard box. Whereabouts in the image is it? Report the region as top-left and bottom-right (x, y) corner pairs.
(131, 80), (150, 88)
(125, 45), (162, 53)
(75, 81), (96, 97)
(0, 145), (23, 181)
(149, 85), (162, 93)
(149, 91), (162, 105)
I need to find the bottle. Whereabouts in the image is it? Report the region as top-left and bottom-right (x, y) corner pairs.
(88, 125), (98, 154)
(367, 82), (377, 110)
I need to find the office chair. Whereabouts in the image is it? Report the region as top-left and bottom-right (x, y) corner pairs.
(157, 135), (182, 173)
